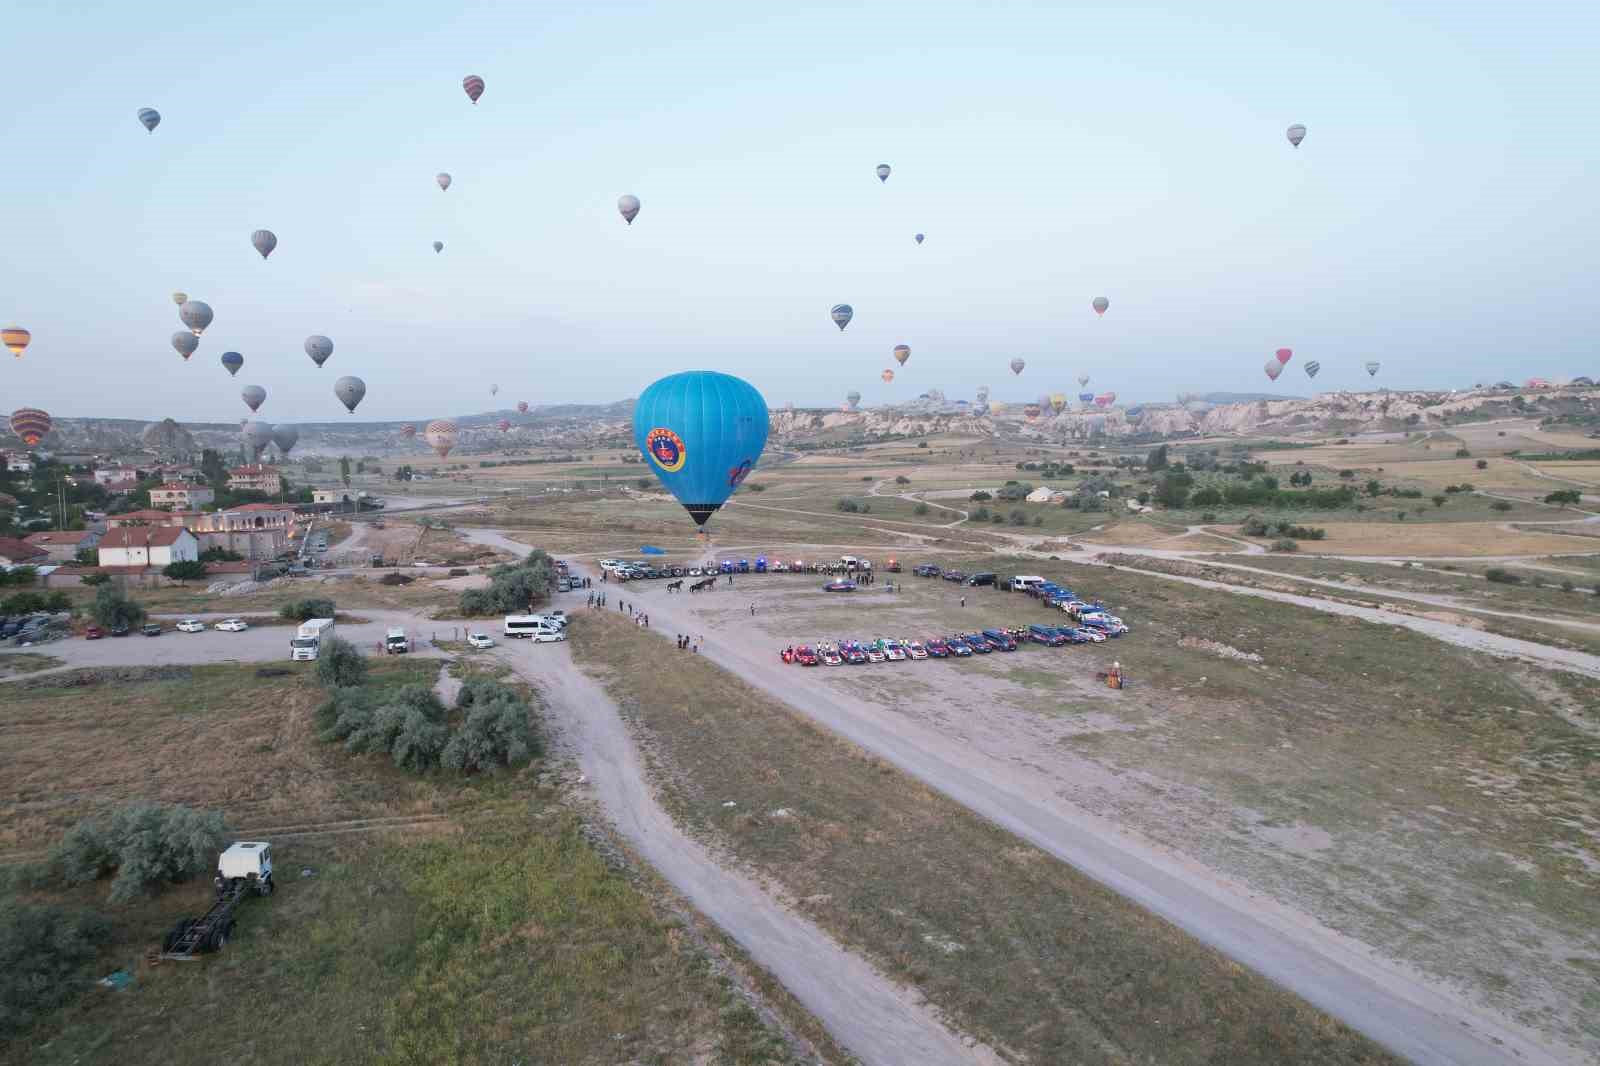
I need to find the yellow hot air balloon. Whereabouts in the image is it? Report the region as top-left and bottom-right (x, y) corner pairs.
(893, 344), (910, 366)
(1050, 393), (1066, 414)
(2, 327), (31, 358)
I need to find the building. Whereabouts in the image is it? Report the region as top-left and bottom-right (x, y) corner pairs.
(197, 503), (298, 560)
(0, 536), (49, 567)
(23, 529), (101, 563)
(96, 526), (200, 569)
(312, 488), (354, 506)
(150, 482), (215, 509)
(228, 464), (283, 494)
(93, 466), (136, 486)
(105, 509), (196, 529)
(1025, 486), (1062, 504)
(4, 453), (34, 474)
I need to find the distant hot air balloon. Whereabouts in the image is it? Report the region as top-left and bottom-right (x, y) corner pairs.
(241, 420), (274, 458)
(271, 424), (299, 456)
(881, 369), (895, 383)
(875, 164), (891, 183)
(170, 292), (188, 306)
(1264, 359), (1283, 381)
(425, 420), (458, 458)
(10, 408), (52, 448)
(1095, 393), (1114, 408)
(1024, 403), (1041, 422)
(433, 241), (443, 253)
(1275, 347), (1293, 365)
(305, 335), (334, 367)
(436, 172), (452, 191)
(914, 233), (924, 244)
(171, 331), (198, 361)
(251, 230), (277, 260)
(1077, 374), (1090, 388)
(463, 75), (485, 104)
(137, 107), (160, 133)
(830, 304), (853, 331)
(1365, 361), (1381, 377)
(221, 351), (243, 376)
(1287, 123), (1307, 148)
(1304, 360), (1321, 379)
(618, 194), (640, 225)
(334, 375), (366, 414)
(633, 370), (769, 527)
(517, 401), (529, 414)
(846, 390), (861, 410)
(1079, 391), (1095, 404)
(241, 385), (266, 413)
(178, 300), (212, 336)
(497, 419), (511, 433)
(975, 385), (989, 405)
(490, 384), (499, 396)
(2, 327), (31, 358)
(1050, 393), (1066, 414)
(401, 424), (417, 439)
(1092, 296), (1109, 317)
(1010, 358), (1025, 376)
(893, 344), (910, 366)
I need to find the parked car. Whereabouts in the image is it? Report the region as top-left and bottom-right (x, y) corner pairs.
(214, 618), (249, 632)
(966, 573), (998, 588)
(141, 623), (163, 637)
(963, 633), (993, 654)
(1069, 625), (1106, 643)
(906, 640), (929, 660)
(925, 637), (949, 658)
(864, 643), (886, 663)
(84, 625), (105, 640)
(1028, 623), (1068, 646)
(820, 645), (844, 666)
(881, 639), (907, 661)
(841, 641), (867, 664)
(110, 623), (131, 637)
(947, 638), (973, 657)
(795, 645), (819, 666)
(942, 570), (967, 583)
(823, 579), (856, 592)
(467, 632), (496, 649)
(914, 564), (940, 577)
(981, 628), (1017, 651)
(176, 619), (206, 633)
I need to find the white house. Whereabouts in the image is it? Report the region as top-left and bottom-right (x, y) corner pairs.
(1025, 486), (1060, 504)
(96, 526), (200, 568)
(150, 482), (215, 509)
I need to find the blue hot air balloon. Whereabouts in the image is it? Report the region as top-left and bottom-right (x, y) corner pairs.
(221, 351), (243, 376)
(633, 370), (769, 527)
(1078, 391), (1095, 404)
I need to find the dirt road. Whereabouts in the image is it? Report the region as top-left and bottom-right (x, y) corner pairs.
(502, 641), (999, 1066)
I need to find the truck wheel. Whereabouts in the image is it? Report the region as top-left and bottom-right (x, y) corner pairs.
(163, 918), (195, 953)
(258, 876), (273, 896)
(211, 920), (233, 951)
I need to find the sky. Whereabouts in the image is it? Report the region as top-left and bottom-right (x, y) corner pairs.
(3, 0), (1596, 423)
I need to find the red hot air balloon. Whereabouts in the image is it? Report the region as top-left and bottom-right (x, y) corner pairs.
(1275, 348), (1293, 365)
(400, 424), (417, 439)
(517, 401), (529, 414)
(1094, 393), (1113, 408)
(497, 419), (511, 433)
(463, 75), (485, 103)
(10, 407), (52, 447)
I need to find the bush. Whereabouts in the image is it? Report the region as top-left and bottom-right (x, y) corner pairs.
(315, 636), (368, 688)
(459, 549), (556, 616)
(1189, 487), (1222, 507)
(1455, 448), (1471, 458)
(835, 498), (861, 514)
(442, 680), (538, 772)
(1476, 459), (1488, 470)
(79, 572), (110, 587)
(0, 900), (110, 1034)
(1, 591), (46, 615)
(1561, 580), (1575, 592)
(1490, 500), (1513, 512)
(52, 803), (227, 903)
(378, 571), (414, 585)
(1484, 568), (1523, 584)
(894, 475), (910, 485)
(91, 585), (146, 630)
(991, 513), (1005, 524)
(279, 598), (336, 622)
(1432, 495), (1447, 508)
(1544, 489), (1582, 506)
(1269, 538), (1299, 552)
(969, 490), (992, 502)
(971, 506), (991, 522)
(913, 502), (929, 515)
(199, 546), (244, 563)
(1008, 508), (1028, 526)
(1200, 511), (1217, 522)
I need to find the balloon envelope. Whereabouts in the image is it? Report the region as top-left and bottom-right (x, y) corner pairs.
(618, 194), (640, 224)
(432, 241), (443, 253)
(178, 300), (212, 336)
(2, 327), (31, 358)
(221, 351), (243, 376)
(914, 233), (924, 244)
(497, 419), (511, 432)
(875, 164), (891, 182)
(1092, 296), (1109, 316)
(1050, 394), (1066, 413)
(830, 304), (853, 331)
(1010, 357), (1025, 375)
(893, 344), (910, 365)
(1024, 404), (1041, 421)
(334, 375), (366, 413)
(271, 424), (299, 455)
(305, 335), (334, 367)
(1275, 347), (1293, 365)
(171, 331), (199, 360)
(1079, 391), (1095, 403)
(517, 401), (529, 414)
(1304, 360), (1321, 379)
(241, 420), (274, 456)
(137, 107), (160, 132)
(241, 385), (266, 413)
(401, 424), (417, 439)
(463, 75), (484, 103)
(632, 370), (769, 527)
(1077, 374), (1090, 387)
(881, 369), (894, 383)
(1264, 360), (1283, 381)
(1365, 361), (1381, 377)
(436, 172), (452, 191)
(425, 420), (457, 457)
(10, 408), (52, 447)
(251, 230), (277, 259)
(1287, 123), (1307, 147)
(170, 292), (188, 306)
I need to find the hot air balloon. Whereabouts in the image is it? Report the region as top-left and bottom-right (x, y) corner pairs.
(251, 230), (277, 260)
(893, 344), (910, 366)
(2, 327), (30, 358)
(875, 164), (891, 182)
(881, 369), (895, 383)
(305, 335), (333, 367)
(914, 233), (924, 244)
(1095, 393), (1114, 408)
(334, 375), (366, 414)
(1287, 123), (1307, 148)
(1077, 374), (1090, 388)
(241, 420), (274, 458)
(137, 107), (160, 133)
(1050, 394), (1066, 414)
(517, 401), (529, 414)
(171, 331), (198, 360)
(1092, 296), (1109, 317)
(271, 424), (299, 456)
(632, 370), (769, 527)
(179, 300), (213, 336)
(975, 386), (989, 405)
(846, 390), (861, 410)
(1275, 347), (1293, 365)
(425, 420), (458, 458)
(490, 384), (499, 397)
(618, 194), (640, 225)
(1024, 403), (1041, 422)
(436, 172), (452, 191)
(830, 304), (853, 331)
(10, 408), (52, 448)
(1010, 358), (1025, 376)
(1365, 361), (1381, 377)
(170, 292), (188, 306)
(463, 75), (484, 104)
(433, 241), (443, 253)
(401, 424), (417, 439)
(241, 385), (266, 413)
(1304, 360), (1321, 379)
(1078, 391), (1095, 404)
(497, 419), (511, 433)
(1264, 360), (1283, 381)
(221, 351), (243, 376)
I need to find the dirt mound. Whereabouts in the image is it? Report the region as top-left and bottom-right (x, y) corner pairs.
(1178, 636), (1264, 663)
(18, 665), (192, 690)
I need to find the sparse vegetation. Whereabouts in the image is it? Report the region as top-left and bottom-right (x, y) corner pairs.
(51, 803), (227, 903)
(314, 635), (368, 688)
(459, 548), (555, 615)
(90, 585), (145, 630)
(1485, 568), (1523, 585)
(278, 597), (336, 622)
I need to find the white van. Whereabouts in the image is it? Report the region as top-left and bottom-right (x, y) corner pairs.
(503, 614), (567, 642)
(1011, 575), (1045, 592)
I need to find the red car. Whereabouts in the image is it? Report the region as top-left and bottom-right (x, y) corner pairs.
(84, 625), (105, 640)
(795, 645), (819, 666)
(925, 637), (949, 658)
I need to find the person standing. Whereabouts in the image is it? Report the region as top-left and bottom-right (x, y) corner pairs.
(960, 595), (966, 607)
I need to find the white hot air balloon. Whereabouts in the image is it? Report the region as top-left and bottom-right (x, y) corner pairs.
(334, 375), (366, 413)
(618, 194), (640, 225)
(436, 172), (452, 191)
(241, 385), (266, 413)
(251, 229), (277, 259)
(178, 300), (213, 336)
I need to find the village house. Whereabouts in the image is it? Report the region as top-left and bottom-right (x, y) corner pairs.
(96, 526), (200, 569)
(227, 464), (284, 494)
(23, 529), (101, 563)
(0, 536), (49, 567)
(149, 482), (215, 509)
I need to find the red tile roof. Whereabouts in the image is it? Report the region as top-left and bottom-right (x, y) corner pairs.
(25, 530), (95, 545)
(99, 526), (193, 549)
(106, 510), (198, 525)
(0, 536), (48, 561)
(226, 503), (294, 512)
(229, 465), (280, 476)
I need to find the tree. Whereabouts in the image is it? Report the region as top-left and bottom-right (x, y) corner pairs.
(280, 598), (336, 621)
(1145, 444), (1169, 471)
(74, 546), (98, 565)
(913, 502), (930, 515)
(1476, 459), (1488, 470)
(91, 585), (146, 630)
(339, 456), (352, 487)
(52, 803), (226, 903)
(1490, 500), (1514, 512)
(316, 636), (368, 688)
(163, 560), (208, 584)
(0, 901), (109, 1035)
(1431, 495), (1447, 508)
(1544, 489), (1582, 507)
(199, 546), (243, 562)
(1365, 479), (1383, 496)
(200, 448), (228, 488)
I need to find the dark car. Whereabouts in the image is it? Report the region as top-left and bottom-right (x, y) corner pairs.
(981, 628), (1017, 650)
(1028, 623), (1067, 646)
(1055, 625), (1091, 644)
(110, 623), (131, 637)
(942, 570), (966, 583)
(966, 573), (998, 588)
(141, 623), (163, 637)
(823, 579), (857, 592)
(914, 564), (940, 577)
(947, 638), (973, 657)
(841, 641), (868, 664)
(965, 633), (996, 653)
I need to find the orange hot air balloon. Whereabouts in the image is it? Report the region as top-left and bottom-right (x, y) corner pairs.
(10, 407), (52, 447)
(2, 327), (30, 358)
(425, 420), (458, 458)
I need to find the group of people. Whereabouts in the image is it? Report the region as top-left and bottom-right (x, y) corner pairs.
(676, 633), (701, 653)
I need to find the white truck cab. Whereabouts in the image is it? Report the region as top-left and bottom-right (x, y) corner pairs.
(216, 841), (274, 896)
(384, 628), (410, 654)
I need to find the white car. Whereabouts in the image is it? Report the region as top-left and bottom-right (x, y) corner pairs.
(176, 619), (205, 633)
(467, 632), (495, 649)
(214, 618), (249, 632)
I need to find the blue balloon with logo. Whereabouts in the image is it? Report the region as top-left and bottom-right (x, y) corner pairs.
(1078, 391), (1095, 403)
(634, 370), (769, 527)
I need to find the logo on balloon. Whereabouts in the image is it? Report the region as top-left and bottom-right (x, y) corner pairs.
(646, 428), (687, 472)
(727, 459), (753, 488)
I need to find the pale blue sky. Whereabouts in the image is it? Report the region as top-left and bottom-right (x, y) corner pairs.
(2, 1), (1595, 421)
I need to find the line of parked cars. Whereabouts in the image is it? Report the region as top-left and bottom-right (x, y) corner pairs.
(909, 566), (1131, 636)
(783, 621), (1117, 666)
(600, 554), (895, 582)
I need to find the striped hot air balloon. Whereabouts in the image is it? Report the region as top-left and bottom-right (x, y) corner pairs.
(2, 326), (31, 358)
(1303, 360), (1321, 379)
(401, 424), (418, 439)
(1024, 403), (1042, 422)
(463, 75), (485, 104)
(893, 344), (910, 365)
(425, 420), (458, 458)
(497, 419), (511, 433)
(10, 408), (52, 448)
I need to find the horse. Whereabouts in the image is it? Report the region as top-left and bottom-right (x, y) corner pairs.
(665, 579), (684, 593)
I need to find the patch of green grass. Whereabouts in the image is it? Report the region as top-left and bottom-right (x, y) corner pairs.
(0, 652), (63, 678)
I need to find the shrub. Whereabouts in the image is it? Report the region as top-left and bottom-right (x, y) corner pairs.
(971, 506), (991, 522)
(459, 549), (556, 615)
(1365, 479), (1383, 496)
(969, 490), (992, 502)
(1338, 469), (1355, 479)
(1, 591), (46, 615)
(1200, 511), (1217, 522)
(991, 513), (1005, 524)
(315, 636), (368, 689)
(279, 598), (336, 622)
(894, 475), (910, 485)
(1008, 508), (1028, 526)
(1476, 459), (1488, 469)
(199, 546), (244, 562)
(378, 571), (414, 585)
(91, 585), (145, 630)
(1544, 489), (1582, 507)
(1189, 487), (1222, 507)
(913, 502), (929, 515)
(52, 803), (227, 903)
(442, 680), (538, 772)
(79, 572), (111, 587)
(1432, 495), (1447, 508)
(0, 901), (110, 1034)
(1561, 580), (1575, 592)
(1270, 538), (1299, 552)
(1490, 500), (1513, 512)
(1033, 516), (1043, 526)
(1455, 448), (1471, 458)
(1484, 568), (1522, 584)
(835, 498), (861, 513)
(162, 560), (208, 584)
